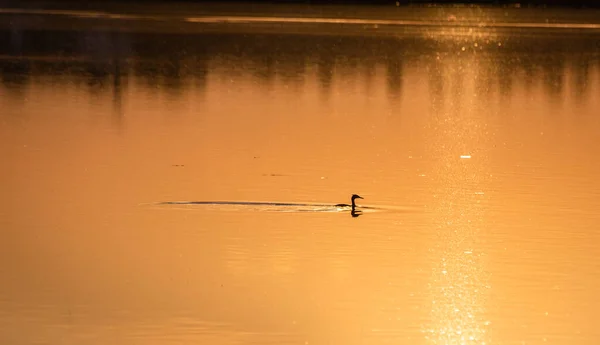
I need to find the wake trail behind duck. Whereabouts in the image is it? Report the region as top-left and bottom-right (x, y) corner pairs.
(149, 201), (419, 213)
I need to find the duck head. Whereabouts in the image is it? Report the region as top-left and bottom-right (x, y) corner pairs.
(351, 194), (363, 201)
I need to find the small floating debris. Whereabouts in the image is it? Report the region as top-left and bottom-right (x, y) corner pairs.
(460, 155), (471, 159)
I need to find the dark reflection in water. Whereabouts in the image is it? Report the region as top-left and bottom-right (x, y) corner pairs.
(0, 59), (30, 88)
(1, 28), (599, 110)
(112, 58), (125, 125)
(317, 53), (335, 95)
(496, 56), (514, 96)
(543, 55), (566, 98)
(250, 54), (275, 89)
(573, 56), (591, 101)
(386, 55), (403, 98)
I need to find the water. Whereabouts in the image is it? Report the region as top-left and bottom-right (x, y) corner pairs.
(1, 4), (600, 345)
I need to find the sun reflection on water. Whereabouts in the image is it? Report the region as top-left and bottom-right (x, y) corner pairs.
(424, 50), (492, 345)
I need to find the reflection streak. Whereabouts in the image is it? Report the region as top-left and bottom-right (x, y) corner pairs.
(425, 52), (491, 345)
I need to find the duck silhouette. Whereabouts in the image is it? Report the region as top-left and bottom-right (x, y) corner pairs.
(335, 194), (363, 217)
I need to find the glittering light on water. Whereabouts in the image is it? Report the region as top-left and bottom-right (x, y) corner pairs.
(424, 53), (491, 345)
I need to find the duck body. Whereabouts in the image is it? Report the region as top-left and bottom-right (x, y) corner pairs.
(335, 194), (363, 209)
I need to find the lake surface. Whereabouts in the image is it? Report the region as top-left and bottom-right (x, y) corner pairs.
(1, 4), (600, 345)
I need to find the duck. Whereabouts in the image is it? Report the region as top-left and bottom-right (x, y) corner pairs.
(335, 194), (363, 210)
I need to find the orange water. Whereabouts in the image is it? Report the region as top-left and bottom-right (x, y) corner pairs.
(1, 9), (600, 345)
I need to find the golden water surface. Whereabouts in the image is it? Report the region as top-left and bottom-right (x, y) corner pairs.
(1, 6), (600, 345)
